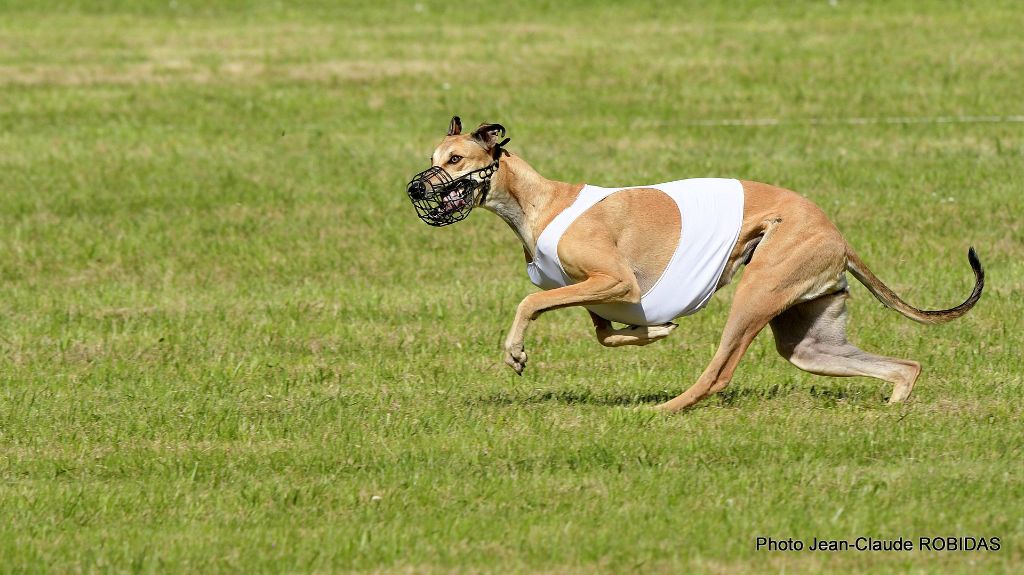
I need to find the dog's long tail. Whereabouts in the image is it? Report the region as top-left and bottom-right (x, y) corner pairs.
(845, 246), (984, 324)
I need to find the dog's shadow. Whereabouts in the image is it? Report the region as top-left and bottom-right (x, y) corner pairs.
(477, 382), (876, 408)
(717, 383), (873, 404)
(480, 389), (677, 407)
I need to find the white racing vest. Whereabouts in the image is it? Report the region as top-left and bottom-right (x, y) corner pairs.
(526, 178), (744, 326)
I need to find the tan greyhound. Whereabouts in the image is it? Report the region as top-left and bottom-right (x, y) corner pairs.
(406, 117), (984, 412)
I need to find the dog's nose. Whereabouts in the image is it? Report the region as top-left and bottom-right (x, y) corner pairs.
(408, 180), (427, 200)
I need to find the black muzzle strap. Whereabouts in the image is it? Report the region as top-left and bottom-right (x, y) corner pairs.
(493, 137), (510, 159)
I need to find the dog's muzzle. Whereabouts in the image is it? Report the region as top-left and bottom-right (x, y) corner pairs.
(406, 161), (498, 227)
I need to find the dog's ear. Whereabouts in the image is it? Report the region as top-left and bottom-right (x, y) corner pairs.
(471, 123), (506, 149)
(447, 116), (462, 136)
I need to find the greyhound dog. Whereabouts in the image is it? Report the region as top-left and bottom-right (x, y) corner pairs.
(406, 117), (984, 412)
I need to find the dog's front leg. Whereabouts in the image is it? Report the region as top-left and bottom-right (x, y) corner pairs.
(504, 273), (635, 374)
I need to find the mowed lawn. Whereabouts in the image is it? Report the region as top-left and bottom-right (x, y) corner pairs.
(1, 0), (1022, 572)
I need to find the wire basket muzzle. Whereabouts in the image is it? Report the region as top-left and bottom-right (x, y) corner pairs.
(406, 166), (477, 227)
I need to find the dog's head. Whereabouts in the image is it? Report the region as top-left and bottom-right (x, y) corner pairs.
(406, 116), (509, 226)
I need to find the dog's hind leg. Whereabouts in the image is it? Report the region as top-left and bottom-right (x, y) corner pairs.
(589, 311), (677, 347)
(770, 290), (922, 404)
(654, 225), (848, 413)
(653, 285), (779, 412)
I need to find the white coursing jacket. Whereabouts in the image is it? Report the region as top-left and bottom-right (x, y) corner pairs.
(526, 178), (744, 326)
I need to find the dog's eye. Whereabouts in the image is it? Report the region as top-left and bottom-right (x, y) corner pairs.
(448, 155), (462, 164)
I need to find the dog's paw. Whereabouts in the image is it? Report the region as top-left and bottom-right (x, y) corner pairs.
(503, 342), (528, 375)
(644, 322), (677, 340)
(620, 322), (677, 346)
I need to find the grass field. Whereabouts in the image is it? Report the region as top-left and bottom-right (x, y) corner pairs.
(1, 0), (1022, 572)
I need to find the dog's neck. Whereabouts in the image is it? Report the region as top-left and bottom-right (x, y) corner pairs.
(481, 154), (582, 260)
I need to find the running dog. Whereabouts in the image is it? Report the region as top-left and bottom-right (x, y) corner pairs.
(406, 116), (984, 412)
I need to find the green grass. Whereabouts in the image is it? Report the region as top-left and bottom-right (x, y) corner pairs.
(1, 0), (1022, 572)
